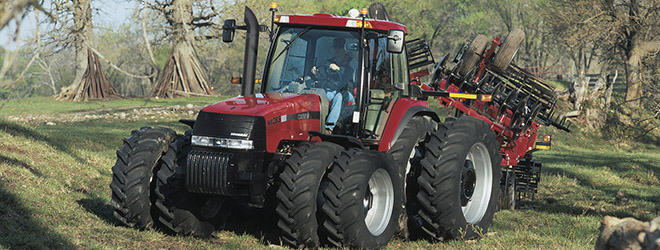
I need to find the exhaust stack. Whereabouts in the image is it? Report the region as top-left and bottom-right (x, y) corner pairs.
(242, 7), (259, 96)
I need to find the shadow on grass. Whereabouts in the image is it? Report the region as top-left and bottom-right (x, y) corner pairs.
(0, 155), (43, 178)
(77, 197), (117, 226)
(222, 205), (282, 246)
(0, 182), (75, 249)
(0, 119), (88, 164)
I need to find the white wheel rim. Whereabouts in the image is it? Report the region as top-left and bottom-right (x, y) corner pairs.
(461, 142), (492, 224)
(364, 168), (394, 236)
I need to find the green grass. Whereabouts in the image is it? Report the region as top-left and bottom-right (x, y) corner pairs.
(1, 97), (659, 249)
(545, 79), (571, 91)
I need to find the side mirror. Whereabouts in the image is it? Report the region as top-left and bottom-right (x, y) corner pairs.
(387, 29), (405, 54)
(222, 19), (236, 43)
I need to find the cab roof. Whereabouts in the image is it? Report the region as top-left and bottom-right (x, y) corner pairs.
(274, 13), (408, 34)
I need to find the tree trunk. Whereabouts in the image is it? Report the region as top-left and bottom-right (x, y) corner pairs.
(152, 0), (215, 98)
(604, 70), (617, 110)
(56, 0), (118, 101)
(624, 40), (660, 107)
(624, 54), (642, 106)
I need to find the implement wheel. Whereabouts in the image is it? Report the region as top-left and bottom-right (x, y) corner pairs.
(456, 35), (489, 77)
(110, 127), (176, 229)
(498, 170), (516, 210)
(492, 28), (525, 72)
(413, 116), (501, 240)
(276, 141), (343, 248)
(320, 149), (403, 249)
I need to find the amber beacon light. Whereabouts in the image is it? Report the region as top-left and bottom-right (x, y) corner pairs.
(360, 8), (368, 17)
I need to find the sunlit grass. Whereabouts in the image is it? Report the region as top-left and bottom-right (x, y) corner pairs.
(0, 96), (229, 116)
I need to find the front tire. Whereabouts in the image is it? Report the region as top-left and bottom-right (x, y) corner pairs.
(320, 149), (403, 249)
(387, 116), (436, 238)
(414, 116), (501, 240)
(110, 127), (176, 229)
(275, 141), (343, 248)
(153, 132), (231, 237)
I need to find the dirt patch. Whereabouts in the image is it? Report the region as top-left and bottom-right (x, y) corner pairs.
(0, 143), (30, 156)
(4, 104), (204, 125)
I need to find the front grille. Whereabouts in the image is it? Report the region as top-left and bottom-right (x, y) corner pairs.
(185, 150), (233, 195)
(193, 111), (266, 151)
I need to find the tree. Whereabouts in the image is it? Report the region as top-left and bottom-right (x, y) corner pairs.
(489, 0), (557, 70)
(55, 0), (119, 101)
(147, 0), (216, 98)
(0, 0), (52, 30)
(545, 0), (660, 107)
(609, 0), (660, 106)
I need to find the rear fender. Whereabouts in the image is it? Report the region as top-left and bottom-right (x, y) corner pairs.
(377, 98), (440, 152)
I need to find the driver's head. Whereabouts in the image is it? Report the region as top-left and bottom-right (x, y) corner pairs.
(332, 37), (346, 57)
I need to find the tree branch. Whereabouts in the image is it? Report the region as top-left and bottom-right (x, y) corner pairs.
(195, 35), (220, 40)
(141, 0), (159, 69)
(192, 12), (217, 22)
(83, 41), (157, 79)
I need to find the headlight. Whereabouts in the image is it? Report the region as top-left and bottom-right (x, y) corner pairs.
(191, 135), (254, 150)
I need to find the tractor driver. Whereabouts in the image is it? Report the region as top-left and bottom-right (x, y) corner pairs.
(311, 37), (356, 133)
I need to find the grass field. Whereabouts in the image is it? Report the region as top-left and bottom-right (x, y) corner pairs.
(0, 97), (658, 249)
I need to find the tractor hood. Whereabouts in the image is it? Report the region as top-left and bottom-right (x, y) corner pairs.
(197, 93), (322, 152)
(201, 93), (320, 117)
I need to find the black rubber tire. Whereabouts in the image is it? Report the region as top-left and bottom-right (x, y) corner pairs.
(275, 141), (344, 249)
(387, 116), (436, 238)
(498, 171), (516, 210)
(153, 132), (230, 237)
(320, 148), (403, 249)
(456, 35), (489, 76)
(492, 28), (525, 72)
(110, 126), (176, 230)
(414, 116), (501, 240)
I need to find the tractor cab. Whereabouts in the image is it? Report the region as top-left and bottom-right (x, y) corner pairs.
(261, 13), (409, 139)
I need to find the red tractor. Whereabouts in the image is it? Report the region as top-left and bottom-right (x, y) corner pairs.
(110, 4), (570, 249)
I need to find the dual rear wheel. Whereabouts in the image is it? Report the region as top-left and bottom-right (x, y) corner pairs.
(319, 148), (403, 249)
(412, 116), (501, 240)
(275, 142), (404, 249)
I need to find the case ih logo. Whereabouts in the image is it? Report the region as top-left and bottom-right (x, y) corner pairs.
(267, 111), (320, 126)
(267, 116), (281, 125)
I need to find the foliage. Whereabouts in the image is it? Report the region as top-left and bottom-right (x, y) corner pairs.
(542, 0), (660, 106)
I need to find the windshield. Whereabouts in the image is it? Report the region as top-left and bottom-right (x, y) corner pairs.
(265, 27), (360, 94)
